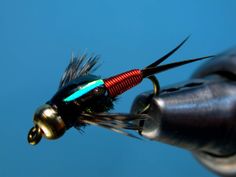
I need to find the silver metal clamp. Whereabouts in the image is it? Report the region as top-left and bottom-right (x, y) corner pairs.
(131, 48), (236, 176)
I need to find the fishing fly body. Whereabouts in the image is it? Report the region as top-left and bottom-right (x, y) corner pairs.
(27, 37), (213, 145)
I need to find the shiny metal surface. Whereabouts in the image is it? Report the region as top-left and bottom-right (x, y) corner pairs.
(28, 126), (42, 145)
(28, 104), (66, 145)
(131, 48), (236, 176)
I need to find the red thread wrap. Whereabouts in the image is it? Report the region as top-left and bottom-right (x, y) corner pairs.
(104, 69), (143, 98)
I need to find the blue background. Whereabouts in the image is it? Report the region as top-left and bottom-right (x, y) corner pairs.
(1, 0), (236, 177)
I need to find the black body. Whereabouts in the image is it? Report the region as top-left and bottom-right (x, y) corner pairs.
(48, 74), (114, 129)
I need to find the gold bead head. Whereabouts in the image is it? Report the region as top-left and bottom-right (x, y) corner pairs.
(28, 104), (66, 145)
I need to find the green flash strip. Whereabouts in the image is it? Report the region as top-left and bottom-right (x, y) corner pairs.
(64, 79), (104, 102)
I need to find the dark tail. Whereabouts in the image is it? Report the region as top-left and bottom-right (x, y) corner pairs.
(145, 36), (190, 69)
(142, 55), (214, 78)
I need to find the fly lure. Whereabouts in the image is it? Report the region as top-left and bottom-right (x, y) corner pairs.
(27, 37), (214, 145)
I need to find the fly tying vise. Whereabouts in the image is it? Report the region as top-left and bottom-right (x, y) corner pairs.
(27, 37), (214, 145)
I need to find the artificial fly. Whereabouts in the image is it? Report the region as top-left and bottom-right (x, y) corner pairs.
(27, 37), (214, 145)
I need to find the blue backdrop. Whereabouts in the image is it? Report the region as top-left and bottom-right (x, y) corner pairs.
(1, 0), (236, 177)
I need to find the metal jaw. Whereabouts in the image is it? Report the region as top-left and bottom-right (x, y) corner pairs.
(131, 48), (236, 176)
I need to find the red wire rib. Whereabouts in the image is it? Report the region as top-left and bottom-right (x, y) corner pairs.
(104, 69), (143, 98)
